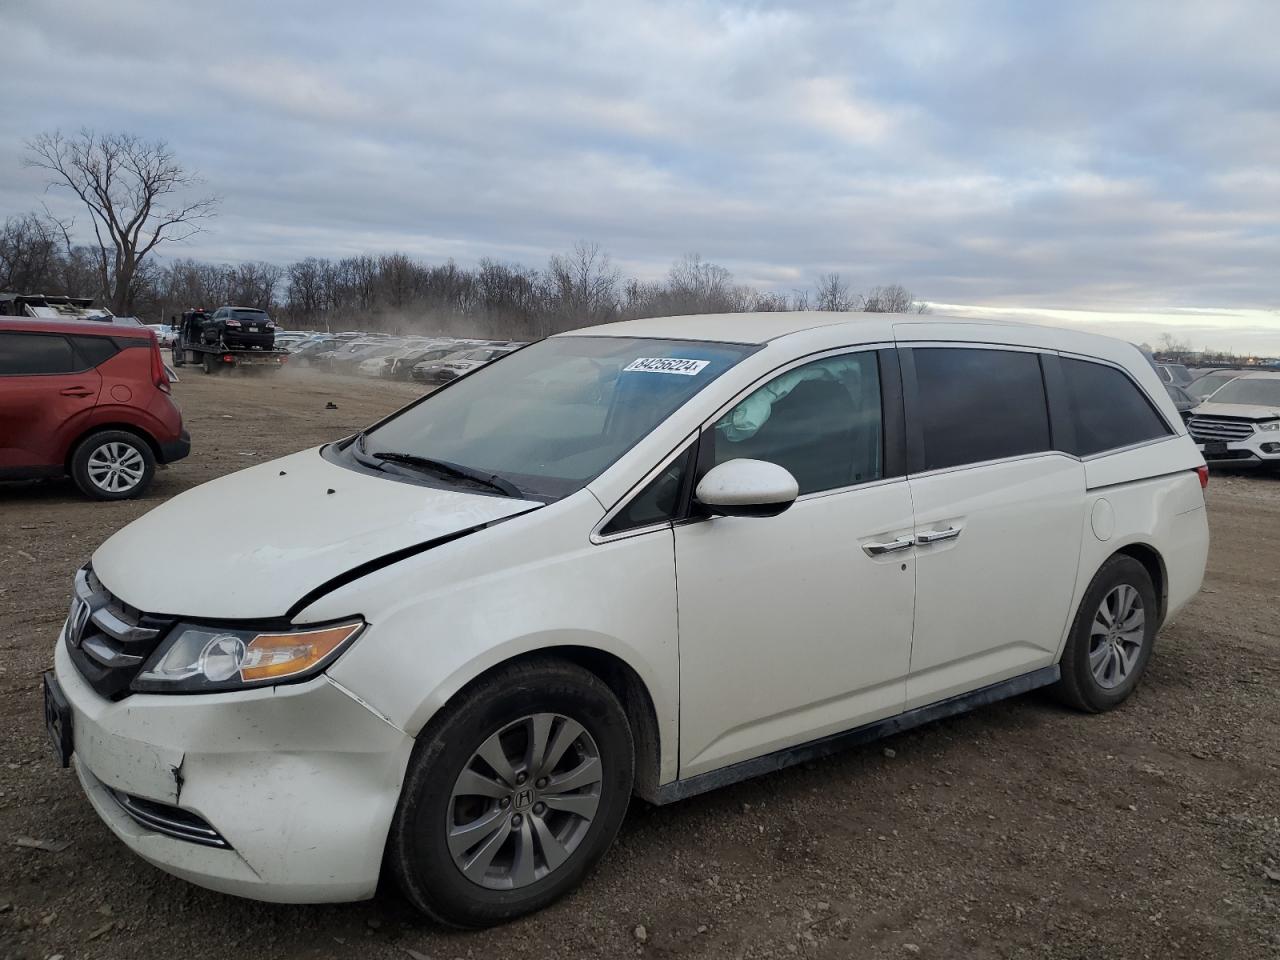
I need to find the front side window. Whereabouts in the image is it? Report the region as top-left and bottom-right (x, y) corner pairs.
(357, 336), (756, 500)
(1061, 357), (1172, 456)
(706, 351), (883, 495)
(911, 347), (1051, 471)
(0, 332), (79, 375)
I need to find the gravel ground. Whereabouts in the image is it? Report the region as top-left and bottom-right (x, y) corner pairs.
(1, 369), (1277, 960)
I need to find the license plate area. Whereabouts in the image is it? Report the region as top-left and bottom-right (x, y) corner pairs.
(1204, 441), (1228, 456)
(43, 672), (73, 768)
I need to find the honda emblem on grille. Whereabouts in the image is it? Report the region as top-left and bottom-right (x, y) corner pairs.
(68, 599), (92, 647)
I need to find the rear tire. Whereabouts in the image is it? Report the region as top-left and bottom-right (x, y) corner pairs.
(171, 345), (185, 367)
(1052, 555), (1158, 712)
(202, 353), (217, 375)
(70, 430), (156, 501)
(388, 658), (634, 928)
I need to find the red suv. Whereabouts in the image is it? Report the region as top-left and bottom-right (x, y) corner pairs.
(0, 318), (190, 500)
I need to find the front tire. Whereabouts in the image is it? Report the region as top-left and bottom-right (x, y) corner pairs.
(1053, 555), (1158, 712)
(388, 659), (634, 928)
(70, 430), (156, 501)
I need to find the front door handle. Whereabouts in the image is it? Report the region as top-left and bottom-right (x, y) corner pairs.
(916, 526), (962, 545)
(59, 386), (94, 398)
(863, 535), (914, 557)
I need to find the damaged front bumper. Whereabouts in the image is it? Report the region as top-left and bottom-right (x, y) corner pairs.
(52, 634), (415, 903)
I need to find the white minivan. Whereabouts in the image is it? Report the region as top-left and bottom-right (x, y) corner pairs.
(45, 312), (1209, 927)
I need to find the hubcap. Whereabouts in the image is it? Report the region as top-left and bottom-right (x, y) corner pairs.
(1089, 584), (1145, 689)
(86, 441), (146, 493)
(447, 713), (602, 890)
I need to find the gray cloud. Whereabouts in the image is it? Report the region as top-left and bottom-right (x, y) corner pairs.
(1, 0), (1279, 346)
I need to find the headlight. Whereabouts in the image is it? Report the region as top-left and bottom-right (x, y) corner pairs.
(132, 619), (364, 693)
(1257, 420), (1280, 432)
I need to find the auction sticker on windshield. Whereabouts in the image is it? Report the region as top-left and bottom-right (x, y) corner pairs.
(624, 357), (710, 376)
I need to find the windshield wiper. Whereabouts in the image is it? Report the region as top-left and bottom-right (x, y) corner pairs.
(369, 450), (524, 498)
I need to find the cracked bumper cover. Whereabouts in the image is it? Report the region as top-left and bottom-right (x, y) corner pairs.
(53, 635), (415, 903)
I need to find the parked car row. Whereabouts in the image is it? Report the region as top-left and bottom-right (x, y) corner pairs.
(278, 331), (527, 383)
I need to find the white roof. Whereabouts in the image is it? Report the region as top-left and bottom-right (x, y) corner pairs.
(560, 310), (1125, 353)
(562, 311), (887, 344)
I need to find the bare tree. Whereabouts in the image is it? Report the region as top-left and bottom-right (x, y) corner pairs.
(862, 283), (917, 313)
(0, 213), (60, 292)
(1156, 332), (1191, 359)
(813, 272), (861, 312)
(24, 129), (218, 315)
(546, 241), (620, 332)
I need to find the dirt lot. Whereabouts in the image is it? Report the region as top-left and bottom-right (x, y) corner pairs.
(1, 370), (1277, 960)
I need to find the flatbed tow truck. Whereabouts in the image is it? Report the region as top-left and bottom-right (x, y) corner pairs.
(170, 309), (288, 374)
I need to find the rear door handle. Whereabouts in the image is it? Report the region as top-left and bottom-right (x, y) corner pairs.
(862, 536), (914, 557)
(916, 526), (962, 545)
(59, 387), (94, 397)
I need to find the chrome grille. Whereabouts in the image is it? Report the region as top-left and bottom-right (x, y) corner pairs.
(1188, 416), (1255, 443)
(65, 567), (174, 700)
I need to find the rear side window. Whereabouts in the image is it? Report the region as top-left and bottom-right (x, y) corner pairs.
(0, 332), (79, 375)
(1061, 357), (1171, 456)
(69, 335), (121, 368)
(910, 348), (1051, 471)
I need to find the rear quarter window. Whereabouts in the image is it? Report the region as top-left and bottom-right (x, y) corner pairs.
(69, 335), (122, 368)
(1061, 357), (1172, 456)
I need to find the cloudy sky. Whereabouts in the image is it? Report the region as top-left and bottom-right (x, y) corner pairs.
(3, 0), (1280, 350)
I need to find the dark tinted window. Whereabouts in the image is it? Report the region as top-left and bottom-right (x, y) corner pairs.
(1062, 357), (1174, 456)
(912, 348), (1051, 471)
(602, 446), (693, 535)
(70, 335), (120, 368)
(708, 352), (883, 495)
(0, 332), (78, 375)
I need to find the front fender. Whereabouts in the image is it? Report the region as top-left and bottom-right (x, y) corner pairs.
(315, 490), (682, 786)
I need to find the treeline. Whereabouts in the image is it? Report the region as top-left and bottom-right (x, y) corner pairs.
(2, 214), (923, 338)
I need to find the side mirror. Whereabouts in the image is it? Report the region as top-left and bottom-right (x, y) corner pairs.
(694, 459), (799, 518)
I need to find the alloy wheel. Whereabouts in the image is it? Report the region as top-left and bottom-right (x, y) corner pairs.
(447, 713), (602, 890)
(1088, 584), (1145, 689)
(86, 441), (147, 494)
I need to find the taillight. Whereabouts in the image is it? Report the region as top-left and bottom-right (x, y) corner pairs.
(1196, 465), (1209, 488)
(149, 333), (170, 393)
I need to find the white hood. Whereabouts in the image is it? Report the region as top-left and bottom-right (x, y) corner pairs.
(1193, 402), (1280, 420)
(91, 447), (540, 619)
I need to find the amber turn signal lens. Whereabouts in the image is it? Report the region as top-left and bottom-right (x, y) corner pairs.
(239, 622), (364, 682)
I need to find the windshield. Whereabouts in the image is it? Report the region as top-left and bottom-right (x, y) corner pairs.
(1206, 377), (1280, 407)
(1188, 371), (1239, 399)
(358, 336), (756, 500)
